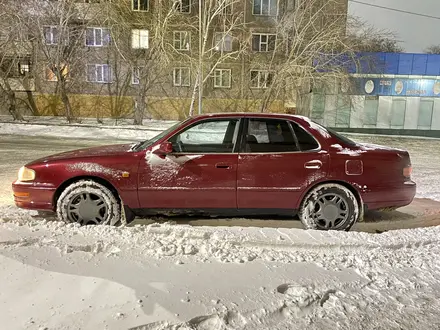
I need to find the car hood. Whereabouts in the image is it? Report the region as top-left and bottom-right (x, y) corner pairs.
(27, 143), (135, 165)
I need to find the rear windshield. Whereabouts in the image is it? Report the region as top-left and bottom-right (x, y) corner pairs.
(313, 121), (358, 147)
(326, 128), (358, 147)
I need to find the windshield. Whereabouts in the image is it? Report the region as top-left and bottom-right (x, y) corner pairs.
(132, 119), (188, 151)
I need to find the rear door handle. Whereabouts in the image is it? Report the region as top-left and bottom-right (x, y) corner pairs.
(304, 160), (322, 169)
(216, 163), (231, 169)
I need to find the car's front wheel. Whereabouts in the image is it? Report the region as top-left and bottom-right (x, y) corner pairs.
(299, 184), (361, 231)
(56, 180), (121, 226)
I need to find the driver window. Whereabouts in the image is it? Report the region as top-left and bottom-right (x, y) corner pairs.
(169, 119), (239, 153)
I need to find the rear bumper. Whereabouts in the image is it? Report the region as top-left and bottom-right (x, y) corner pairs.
(363, 180), (417, 211)
(12, 181), (56, 211)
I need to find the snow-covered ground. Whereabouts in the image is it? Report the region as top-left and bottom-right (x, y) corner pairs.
(1, 119), (440, 329)
(2, 206), (440, 329)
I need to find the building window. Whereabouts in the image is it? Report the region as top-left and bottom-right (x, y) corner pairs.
(132, 67), (142, 85)
(390, 99), (406, 128)
(18, 63), (30, 75)
(173, 67), (190, 86)
(132, 0), (148, 11)
(43, 26), (59, 45)
(253, 0), (278, 16)
(217, 0), (233, 15)
(252, 34), (276, 52)
(132, 29), (149, 49)
(86, 27), (110, 47)
(418, 100), (434, 129)
(173, 31), (190, 51)
(214, 69), (231, 88)
(46, 64), (69, 82)
(250, 70), (273, 89)
(214, 33), (233, 52)
(335, 96), (351, 128)
(174, 0), (191, 13)
(87, 64), (111, 83)
(363, 97), (379, 127)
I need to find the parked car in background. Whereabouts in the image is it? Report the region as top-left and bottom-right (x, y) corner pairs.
(12, 113), (416, 231)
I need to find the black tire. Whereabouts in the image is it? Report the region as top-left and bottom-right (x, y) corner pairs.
(299, 184), (361, 231)
(56, 180), (121, 226)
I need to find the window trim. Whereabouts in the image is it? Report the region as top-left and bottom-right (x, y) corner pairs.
(252, 0), (279, 16)
(132, 66), (142, 85)
(173, 67), (191, 87)
(213, 68), (232, 88)
(131, 29), (149, 49)
(86, 63), (112, 83)
(250, 70), (274, 89)
(43, 25), (59, 45)
(252, 33), (276, 52)
(239, 118), (321, 154)
(167, 118), (242, 155)
(132, 0), (149, 12)
(173, 31), (190, 51)
(18, 63), (30, 76)
(45, 63), (69, 82)
(218, 0), (233, 15)
(214, 32), (233, 52)
(174, 0), (191, 14)
(85, 27), (111, 47)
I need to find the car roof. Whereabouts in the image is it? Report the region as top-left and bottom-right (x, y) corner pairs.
(190, 112), (309, 121)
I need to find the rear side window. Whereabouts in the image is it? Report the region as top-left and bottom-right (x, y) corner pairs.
(245, 119), (298, 153)
(290, 122), (320, 151)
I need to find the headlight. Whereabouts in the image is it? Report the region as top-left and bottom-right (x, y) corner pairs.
(18, 166), (36, 182)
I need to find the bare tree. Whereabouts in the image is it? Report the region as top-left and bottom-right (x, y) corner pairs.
(103, 0), (179, 125)
(244, 1), (403, 115)
(0, 6), (37, 121)
(244, 0), (352, 114)
(424, 45), (440, 54)
(347, 16), (404, 53)
(172, 0), (247, 116)
(17, 0), (94, 122)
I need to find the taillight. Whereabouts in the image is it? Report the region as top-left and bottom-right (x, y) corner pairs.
(403, 165), (412, 178)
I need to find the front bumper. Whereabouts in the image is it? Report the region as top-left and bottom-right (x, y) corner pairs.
(12, 181), (56, 211)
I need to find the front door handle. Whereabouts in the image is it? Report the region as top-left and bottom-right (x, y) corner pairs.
(304, 160), (322, 169)
(216, 163), (231, 169)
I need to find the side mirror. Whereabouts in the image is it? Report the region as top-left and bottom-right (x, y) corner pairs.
(153, 142), (173, 155)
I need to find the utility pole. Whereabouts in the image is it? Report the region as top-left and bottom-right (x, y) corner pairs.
(198, 0), (203, 115)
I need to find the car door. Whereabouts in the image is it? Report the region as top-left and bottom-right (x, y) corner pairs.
(138, 118), (241, 210)
(237, 118), (329, 211)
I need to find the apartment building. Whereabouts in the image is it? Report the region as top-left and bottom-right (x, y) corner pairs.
(0, 0), (348, 120)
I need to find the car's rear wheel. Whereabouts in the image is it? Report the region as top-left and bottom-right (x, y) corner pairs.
(56, 180), (121, 226)
(299, 184), (360, 231)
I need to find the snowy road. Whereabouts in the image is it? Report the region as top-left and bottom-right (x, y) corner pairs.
(1, 134), (439, 233)
(1, 131), (440, 329)
(0, 135), (121, 205)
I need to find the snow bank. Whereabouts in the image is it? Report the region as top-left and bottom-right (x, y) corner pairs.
(2, 207), (440, 329)
(0, 122), (172, 141)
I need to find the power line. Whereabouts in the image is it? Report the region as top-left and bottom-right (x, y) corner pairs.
(349, 0), (440, 21)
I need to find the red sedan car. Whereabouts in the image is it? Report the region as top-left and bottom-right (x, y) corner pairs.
(12, 113), (416, 231)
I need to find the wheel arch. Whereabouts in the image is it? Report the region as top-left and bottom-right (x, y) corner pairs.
(53, 175), (120, 209)
(299, 180), (363, 209)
